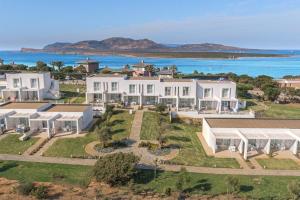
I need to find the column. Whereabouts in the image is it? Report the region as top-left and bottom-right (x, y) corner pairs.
(243, 140), (248, 160)
(176, 97), (179, 111)
(264, 139), (271, 155)
(291, 140), (298, 155)
(76, 120), (79, 134)
(47, 120), (51, 138)
(238, 140), (243, 154)
(85, 92), (88, 103)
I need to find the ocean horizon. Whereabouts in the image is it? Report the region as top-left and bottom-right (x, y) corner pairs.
(1, 50), (300, 78)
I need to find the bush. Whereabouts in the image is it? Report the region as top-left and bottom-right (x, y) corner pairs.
(93, 152), (140, 186)
(32, 185), (48, 200)
(17, 181), (35, 196)
(138, 141), (158, 150)
(155, 103), (167, 113)
(165, 187), (172, 196)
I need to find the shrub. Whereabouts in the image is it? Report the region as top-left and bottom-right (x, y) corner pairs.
(225, 176), (240, 194)
(288, 181), (300, 200)
(32, 185), (48, 200)
(138, 141), (158, 150)
(165, 187), (172, 196)
(93, 152), (140, 186)
(17, 181), (35, 196)
(155, 103), (167, 113)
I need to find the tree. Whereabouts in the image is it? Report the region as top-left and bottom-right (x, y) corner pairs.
(61, 66), (74, 74)
(263, 86), (281, 101)
(93, 152), (140, 186)
(14, 64), (28, 70)
(193, 70), (199, 74)
(225, 176), (240, 195)
(0, 64), (13, 70)
(175, 167), (191, 197)
(36, 61), (51, 71)
(101, 67), (112, 74)
(288, 181), (300, 200)
(96, 125), (112, 148)
(145, 65), (156, 76)
(237, 83), (253, 98)
(155, 103), (167, 114)
(74, 65), (87, 73)
(50, 61), (64, 71)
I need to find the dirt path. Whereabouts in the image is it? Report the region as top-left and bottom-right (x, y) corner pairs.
(23, 137), (47, 156)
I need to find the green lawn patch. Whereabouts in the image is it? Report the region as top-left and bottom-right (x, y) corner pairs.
(0, 134), (38, 154)
(256, 158), (300, 170)
(135, 169), (300, 199)
(44, 110), (133, 157)
(262, 103), (300, 119)
(140, 112), (239, 168)
(60, 84), (86, 104)
(0, 160), (92, 186)
(140, 112), (160, 140)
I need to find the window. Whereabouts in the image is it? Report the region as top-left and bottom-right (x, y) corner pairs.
(165, 87), (171, 96)
(129, 84), (136, 94)
(147, 84), (153, 94)
(111, 82), (118, 92)
(93, 82), (101, 91)
(204, 88), (211, 98)
(13, 79), (20, 88)
(182, 87), (189, 96)
(222, 88), (230, 98)
(30, 79), (37, 88)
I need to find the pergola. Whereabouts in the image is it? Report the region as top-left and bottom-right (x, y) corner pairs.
(211, 128), (300, 160)
(55, 115), (82, 134)
(30, 113), (61, 138)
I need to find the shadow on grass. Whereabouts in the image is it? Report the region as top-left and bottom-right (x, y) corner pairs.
(112, 128), (126, 135)
(0, 161), (18, 172)
(113, 110), (124, 115)
(110, 119), (125, 126)
(185, 179), (212, 193)
(240, 185), (254, 192)
(134, 169), (161, 184)
(167, 135), (191, 142)
(171, 125), (183, 131)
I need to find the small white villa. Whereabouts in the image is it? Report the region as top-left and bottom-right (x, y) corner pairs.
(1, 72), (60, 101)
(86, 74), (242, 115)
(202, 118), (300, 160)
(0, 102), (93, 138)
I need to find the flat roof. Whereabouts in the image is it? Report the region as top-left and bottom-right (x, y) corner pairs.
(0, 102), (48, 110)
(206, 118), (300, 129)
(92, 74), (125, 78)
(161, 78), (193, 82)
(45, 104), (89, 112)
(128, 77), (159, 80)
(197, 80), (234, 84)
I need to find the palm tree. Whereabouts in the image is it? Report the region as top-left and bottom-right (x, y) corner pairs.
(145, 65), (156, 76)
(50, 61), (64, 71)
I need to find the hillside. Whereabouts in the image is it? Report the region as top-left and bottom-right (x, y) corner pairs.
(21, 37), (285, 58)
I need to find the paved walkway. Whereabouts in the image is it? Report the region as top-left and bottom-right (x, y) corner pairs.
(34, 137), (58, 156)
(2, 154), (300, 176)
(130, 110), (144, 145)
(23, 137), (47, 156)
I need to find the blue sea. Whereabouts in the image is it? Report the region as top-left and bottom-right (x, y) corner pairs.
(0, 50), (300, 78)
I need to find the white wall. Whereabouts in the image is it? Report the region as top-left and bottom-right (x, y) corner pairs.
(202, 118), (217, 153)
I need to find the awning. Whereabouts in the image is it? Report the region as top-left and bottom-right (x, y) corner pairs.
(9, 112), (36, 118)
(56, 115), (81, 121)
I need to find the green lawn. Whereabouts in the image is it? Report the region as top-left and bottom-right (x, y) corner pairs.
(60, 84), (86, 104)
(140, 112), (239, 168)
(262, 103), (300, 119)
(256, 158), (300, 170)
(0, 160), (299, 199)
(0, 160), (92, 186)
(140, 112), (160, 140)
(0, 134), (39, 154)
(246, 100), (300, 119)
(44, 110), (134, 157)
(135, 169), (300, 199)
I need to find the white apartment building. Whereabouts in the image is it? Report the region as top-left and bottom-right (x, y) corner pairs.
(86, 74), (239, 113)
(1, 72), (60, 101)
(0, 102), (93, 138)
(202, 118), (300, 160)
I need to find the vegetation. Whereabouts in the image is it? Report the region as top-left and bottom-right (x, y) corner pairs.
(44, 110), (133, 157)
(17, 181), (48, 199)
(288, 181), (300, 200)
(0, 161), (92, 186)
(140, 112), (239, 168)
(2, 160), (300, 199)
(93, 153), (139, 186)
(256, 158), (300, 170)
(60, 83), (86, 104)
(175, 167), (191, 197)
(155, 103), (167, 114)
(225, 176), (240, 194)
(0, 134), (38, 154)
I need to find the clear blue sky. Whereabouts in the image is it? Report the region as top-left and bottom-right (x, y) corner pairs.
(1, 0), (300, 50)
